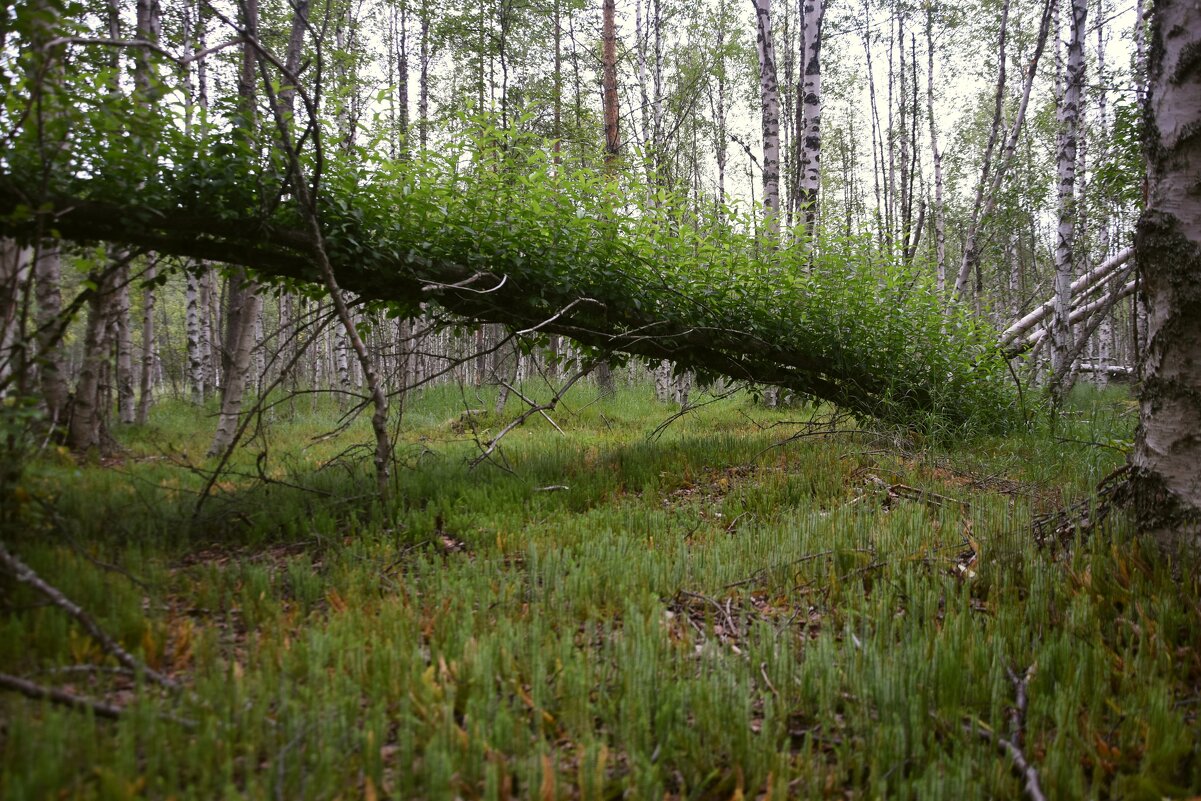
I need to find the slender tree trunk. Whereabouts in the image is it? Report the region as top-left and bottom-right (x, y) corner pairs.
(32, 245), (69, 425)
(207, 284), (260, 456)
(1129, 0), (1201, 540)
(798, 0), (826, 237)
(69, 267), (117, 452)
(925, 9), (947, 294)
(208, 0), (261, 451)
(0, 241), (28, 399)
(752, 0), (781, 236)
(955, 0), (1009, 300)
(1049, 0), (1087, 401)
(204, 270), (220, 392)
(954, 0), (1053, 301)
(185, 267), (205, 403)
(113, 263), (135, 425)
(419, 8), (430, 151)
(1094, 1), (1112, 387)
(862, 3), (887, 251)
(602, 0), (620, 164)
(136, 257), (156, 424)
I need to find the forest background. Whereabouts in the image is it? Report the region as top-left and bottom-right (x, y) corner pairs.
(2, 0), (1201, 796)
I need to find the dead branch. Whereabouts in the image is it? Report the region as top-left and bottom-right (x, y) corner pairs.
(0, 542), (178, 690)
(0, 671), (122, 720)
(422, 272), (508, 294)
(966, 664), (1045, 801)
(497, 379), (565, 434)
(469, 367), (592, 469)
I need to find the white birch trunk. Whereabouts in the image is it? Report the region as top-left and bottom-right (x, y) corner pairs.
(0, 241), (28, 399)
(798, 0), (826, 235)
(136, 257), (156, 424)
(1130, 0), (1201, 539)
(185, 267), (205, 403)
(207, 287), (261, 456)
(751, 0), (781, 236)
(30, 246), (68, 425)
(114, 263), (135, 425)
(1050, 0), (1087, 399)
(69, 268), (116, 452)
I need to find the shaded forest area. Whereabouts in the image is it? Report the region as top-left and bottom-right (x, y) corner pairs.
(1, 0), (1200, 796)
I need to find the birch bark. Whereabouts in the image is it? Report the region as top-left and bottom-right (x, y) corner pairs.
(32, 245), (69, 424)
(1130, 0), (1201, 539)
(752, 0), (782, 236)
(1049, 0), (1087, 401)
(797, 0), (825, 236)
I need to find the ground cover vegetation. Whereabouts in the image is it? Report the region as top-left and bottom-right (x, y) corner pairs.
(4, 384), (1200, 799)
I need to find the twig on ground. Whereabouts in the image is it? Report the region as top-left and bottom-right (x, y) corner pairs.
(677, 589), (740, 640)
(470, 367), (592, 469)
(759, 662), (780, 698)
(0, 671), (196, 728)
(0, 671), (123, 719)
(0, 542), (178, 690)
(724, 550), (834, 589)
(967, 663), (1045, 801)
(725, 512), (750, 534)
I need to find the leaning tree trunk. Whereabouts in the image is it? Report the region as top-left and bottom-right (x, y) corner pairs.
(925, 9), (947, 294)
(1129, 0), (1201, 540)
(136, 256), (156, 424)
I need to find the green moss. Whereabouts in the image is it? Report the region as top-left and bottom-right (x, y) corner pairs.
(2, 383), (1197, 799)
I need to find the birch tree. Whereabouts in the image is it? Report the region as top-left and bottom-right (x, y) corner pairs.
(207, 0), (263, 456)
(751, 0), (781, 236)
(1049, 0), (1087, 401)
(1129, 0), (1201, 540)
(925, 7), (947, 293)
(797, 0), (826, 237)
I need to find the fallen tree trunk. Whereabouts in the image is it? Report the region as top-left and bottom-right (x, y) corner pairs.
(999, 247), (1133, 350)
(1012, 277), (1135, 356)
(0, 169), (1017, 433)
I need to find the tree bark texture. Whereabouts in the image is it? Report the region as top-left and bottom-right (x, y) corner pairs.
(1049, 0), (1087, 399)
(1130, 0), (1201, 539)
(69, 267), (117, 452)
(602, 0), (620, 164)
(33, 244), (69, 424)
(207, 275), (260, 456)
(797, 0), (826, 235)
(752, 0), (781, 236)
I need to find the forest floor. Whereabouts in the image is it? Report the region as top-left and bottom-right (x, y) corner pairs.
(2, 382), (1199, 800)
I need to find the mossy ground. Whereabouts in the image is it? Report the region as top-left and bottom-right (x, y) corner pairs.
(1, 382), (1198, 799)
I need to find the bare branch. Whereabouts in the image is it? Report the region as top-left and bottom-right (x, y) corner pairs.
(0, 542), (178, 690)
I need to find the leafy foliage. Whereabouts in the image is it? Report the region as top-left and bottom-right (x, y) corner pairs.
(1, 109), (1023, 434)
